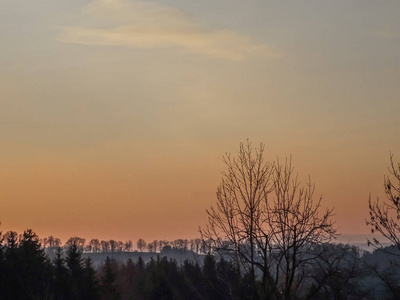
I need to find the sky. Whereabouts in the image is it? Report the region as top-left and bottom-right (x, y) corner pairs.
(1, 0), (400, 244)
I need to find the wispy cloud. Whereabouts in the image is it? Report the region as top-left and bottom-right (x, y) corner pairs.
(60, 0), (279, 61)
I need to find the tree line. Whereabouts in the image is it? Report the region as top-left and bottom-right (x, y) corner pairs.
(1, 227), (400, 299)
(0, 228), (219, 299)
(1, 234), (207, 255)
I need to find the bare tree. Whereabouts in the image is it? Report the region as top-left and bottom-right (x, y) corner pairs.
(367, 153), (400, 248)
(137, 238), (146, 252)
(124, 240), (133, 252)
(100, 240), (110, 252)
(148, 240), (158, 252)
(305, 243), (369, 299)
(173, 239), (186, 250)
(43, 236), (61, 249)
(109, 240), (117, 253)
(65, 237), (86, 252)
(117, 241), (124, 252)
(84, 244), (92, 253)
(200, 140), (337, 300)
(158, 240), (169, 251)
(191, 238), (202, 255)
(90, 239), (101, 253)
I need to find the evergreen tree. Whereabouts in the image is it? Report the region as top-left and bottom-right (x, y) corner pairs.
(19, 229), (53, 299)
(131, 256), (147, 298)
(66, 242), (85, 299)
(53, 247), (71, 300)
(83, 257), (100, 300)
(100, 256), (120, 300)
(137, 256), (145, 271)
(216, 257), (245, 300)
(3, 231), (20, 299)
(182, 259), (204, 299)
(2, 229), (53, 299)
(202, 255), (225, 300)
(119, 258), (136, 300)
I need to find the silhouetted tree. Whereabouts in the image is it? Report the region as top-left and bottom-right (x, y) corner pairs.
(100, 257), (120, 300)
(101, 240), (110, 252)
(43, 235), (62, 249)
(66, 242), (85, 299)
(118, 258), (137, 299)
(142, 256), (188, 299)
(117, 241), (124, 252)
(66, 236), (86, 252)
(182, 259), (203, 298)
(90, 238), (101, 253)
(367, 153), (400, 249)
(53, 246), (73, 299)
(109, 239), (118, 253)
(3, 230), (19, 248)
(201, 140), (337, 299)
(137, 238), (147, 252)
(305, 243), (370, 300)
(149, 240), (159, 252)
(2, 229), (53, 299)
(20, 229), (54, 299)
(137, 256), (145, 271)
(83, 257), (100, 300)
(158, 240), (169, 252)
(2, 231), (19, 299)
(190, 238), (202, 255)
(202, 255), (226, 300)
(124, 240), (133, 252)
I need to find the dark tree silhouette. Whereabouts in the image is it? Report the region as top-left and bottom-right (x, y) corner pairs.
(367, 153), (400, 248)
(2, 229), (53, 299)
(66, 242), (86, 299)
(90, 239), (101, 253)
(66, 236), (86, 252)
(118, 258), (137, 299)
(83, 257), (100, 300)
(43, 235), (62, 249)
(124, 240), (133, 252)
(305, 243), (370, 299)
(100, 256), (120, 300)
(53, 247), (71, 300)
(137, 238), (147, 252)
(117, 240), (124, 252)
(201, 140), (337, 299)
(108, 239), (117, 253)
(101, 240), (110, 252)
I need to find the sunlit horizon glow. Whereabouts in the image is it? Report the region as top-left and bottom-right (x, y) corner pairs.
(1, 0), (400, 245)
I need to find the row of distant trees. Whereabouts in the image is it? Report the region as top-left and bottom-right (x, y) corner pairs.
(0, 233), (206, 255)
(2, 227), (400, 299)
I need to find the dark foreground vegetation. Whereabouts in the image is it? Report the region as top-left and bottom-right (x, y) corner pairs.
(1, 228), (400, 300)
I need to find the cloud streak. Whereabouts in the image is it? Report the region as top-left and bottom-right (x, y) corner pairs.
(60, 0), (278, 61)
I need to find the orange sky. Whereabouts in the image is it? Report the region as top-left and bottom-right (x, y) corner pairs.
(1, 0), (400, 244)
